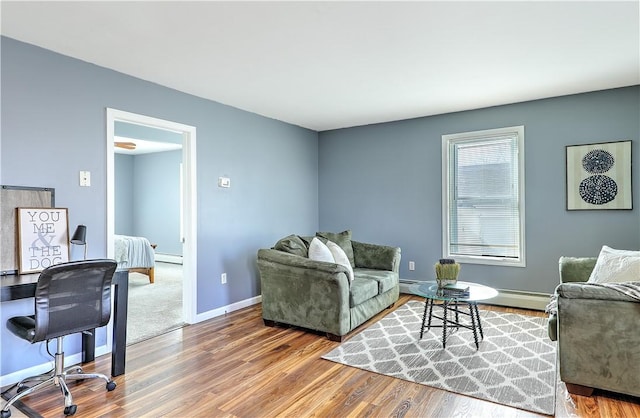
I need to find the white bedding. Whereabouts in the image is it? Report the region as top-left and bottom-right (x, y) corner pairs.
(114, 235), (155, 269)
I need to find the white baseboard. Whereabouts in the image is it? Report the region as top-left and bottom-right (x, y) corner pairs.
(194, 295), (262, 323)
(400, 279), (551, 311)
(488, 289), (551, 311)
(399, 279), (420, 295)
(155, 253), (183, 264)
(0, 345), (110, 387)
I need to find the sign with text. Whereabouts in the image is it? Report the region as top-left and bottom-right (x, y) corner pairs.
(17, 207), (69, 274)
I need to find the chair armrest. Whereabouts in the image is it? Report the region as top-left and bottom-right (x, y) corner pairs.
(559, 256), (597, 283)
(352, 241), (401, 272)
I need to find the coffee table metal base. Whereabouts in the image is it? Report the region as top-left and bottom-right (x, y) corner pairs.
(419, 298), (485, 349)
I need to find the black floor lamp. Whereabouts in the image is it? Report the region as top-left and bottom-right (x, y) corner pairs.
(71, 224), (87, 260)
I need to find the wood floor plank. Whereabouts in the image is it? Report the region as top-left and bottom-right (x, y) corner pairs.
(3, 294), (639, 417)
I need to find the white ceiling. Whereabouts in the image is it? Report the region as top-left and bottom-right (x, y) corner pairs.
(2, 1), (638, 131)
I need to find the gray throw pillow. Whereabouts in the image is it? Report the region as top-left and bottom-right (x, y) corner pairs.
(274, 235), (308, 257)
(316, 230), (355, 268)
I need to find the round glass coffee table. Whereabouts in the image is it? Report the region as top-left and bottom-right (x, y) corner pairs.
(411, 281), (498, 349)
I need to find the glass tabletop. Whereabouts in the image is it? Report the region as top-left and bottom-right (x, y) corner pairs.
(411, 281), (498, 302)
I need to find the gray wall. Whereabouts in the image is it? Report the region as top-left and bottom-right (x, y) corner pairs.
(114, 121), (184, 255)
(318, 86), (640, 294)
(115, 154), (134, 234)
(115, 150), (183, 255)
(0, 36), (319, 376)
(134, 150), (182, 255)
(114, 151), (182, 255)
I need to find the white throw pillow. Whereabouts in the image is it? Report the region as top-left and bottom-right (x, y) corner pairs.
(587, 245), (640, 284)
(327, 240), (354, 281)
(308, 237), (334, 264)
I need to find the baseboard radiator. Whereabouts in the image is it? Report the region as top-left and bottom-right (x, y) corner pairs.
(399, 279), (551, 311)
(155, 253), (183, 264)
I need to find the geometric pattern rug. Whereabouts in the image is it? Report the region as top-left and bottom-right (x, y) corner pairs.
(322, 300), (556, 415)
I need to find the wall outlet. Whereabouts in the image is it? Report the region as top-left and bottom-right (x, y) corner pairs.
(221, 273), (227, 284)
(409, 261), (415, 271)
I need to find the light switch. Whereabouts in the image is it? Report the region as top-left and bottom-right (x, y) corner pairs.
(80, 171), (91, 187)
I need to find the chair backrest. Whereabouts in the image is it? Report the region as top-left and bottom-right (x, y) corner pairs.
(33, 259), (117, 342)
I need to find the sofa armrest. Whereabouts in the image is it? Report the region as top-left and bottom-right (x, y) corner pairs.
(257, 248), (351, 336)
(559, 256), (596, 283)
(550, 281), (640, 343)
(258, 248), (350, 276)
(352, 241), (401, 273)
(557, 282), (640, 303)
(556, 282), (640, 396)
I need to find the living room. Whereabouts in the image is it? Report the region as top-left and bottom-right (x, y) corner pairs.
(1, 1), (639, 417)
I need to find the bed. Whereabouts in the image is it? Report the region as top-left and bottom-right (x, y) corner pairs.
(114, 234), (156, 283)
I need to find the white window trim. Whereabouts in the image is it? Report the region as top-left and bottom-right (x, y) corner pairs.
(441, 125), (526, 267)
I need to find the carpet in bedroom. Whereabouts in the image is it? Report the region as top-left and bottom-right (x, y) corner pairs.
(127, 262), (184, 345)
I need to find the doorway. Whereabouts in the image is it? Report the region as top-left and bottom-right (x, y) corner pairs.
(105, 109), (197, 349)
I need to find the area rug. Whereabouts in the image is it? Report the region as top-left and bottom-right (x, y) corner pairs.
(127, 262), (184, 345)
(322, 300), (556, 415)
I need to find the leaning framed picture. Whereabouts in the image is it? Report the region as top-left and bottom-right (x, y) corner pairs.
(17, 207), (70, 274)
(566, 140), (632, 210)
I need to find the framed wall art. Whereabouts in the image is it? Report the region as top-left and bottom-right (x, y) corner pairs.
(1, 185), (55, 275)
(566, 140), (632, 210)
(17, 207), (69, 274)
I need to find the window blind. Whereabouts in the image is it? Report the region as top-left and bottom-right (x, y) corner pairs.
(443, 127), (524, 265)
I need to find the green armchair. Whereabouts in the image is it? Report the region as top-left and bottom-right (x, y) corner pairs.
(258, 234), (400, 341)
(548, 256), (640, 397)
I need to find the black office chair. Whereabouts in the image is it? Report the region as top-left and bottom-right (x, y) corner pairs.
(1, 259), (118, 417)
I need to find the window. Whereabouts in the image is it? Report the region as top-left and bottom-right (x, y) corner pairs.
(442, 126), (525, 267)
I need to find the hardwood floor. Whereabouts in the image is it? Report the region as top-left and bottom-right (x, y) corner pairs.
(5, 294), (640, 417)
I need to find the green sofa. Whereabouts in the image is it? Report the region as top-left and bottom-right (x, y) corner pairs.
(548, 256), (640, 397)
(257, 233), (400, 341)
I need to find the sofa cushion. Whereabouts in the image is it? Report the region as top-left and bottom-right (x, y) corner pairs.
(354, 268), (397, 294)
(349, 277), (378, 307)
(327, 240), (354, 281)
(588, 245), (640, 284)
(274, 235), (308, 257)
(316, 230), (355, 268)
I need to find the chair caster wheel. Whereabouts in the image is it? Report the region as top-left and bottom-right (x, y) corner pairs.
(106, 381), (116, 391)
(1, 409), (12, 418)
(64, 405), (77, 416)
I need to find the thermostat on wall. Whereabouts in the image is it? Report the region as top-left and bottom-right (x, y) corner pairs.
(218, 177), (231, 188)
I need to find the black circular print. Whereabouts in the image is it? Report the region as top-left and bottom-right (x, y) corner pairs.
(579, 175), (617, 205)
(582, 149), (615, 174)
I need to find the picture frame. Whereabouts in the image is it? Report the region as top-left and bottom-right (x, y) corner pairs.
(17, 207), (70, 274)
(566, 140), (632, 210)
(0, 185), (55, 275)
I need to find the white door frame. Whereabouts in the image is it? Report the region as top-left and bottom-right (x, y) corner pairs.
(105, 108), (197, 352)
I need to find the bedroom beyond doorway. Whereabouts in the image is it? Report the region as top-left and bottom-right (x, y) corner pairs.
(126, 261), (185, 345)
